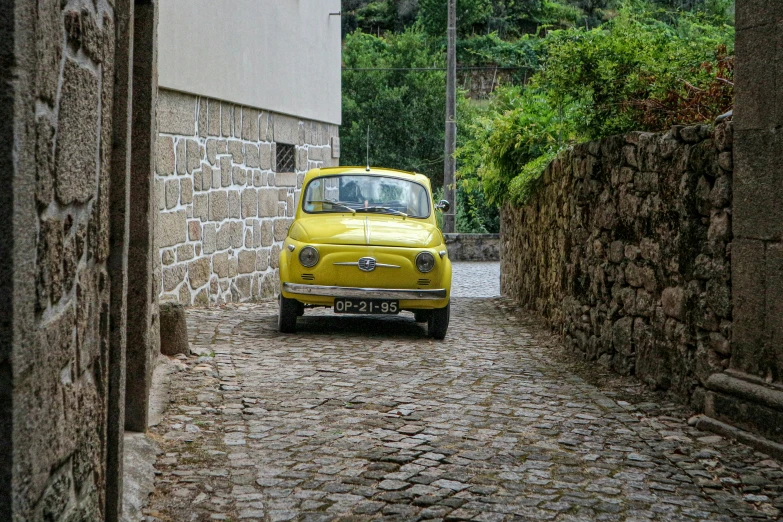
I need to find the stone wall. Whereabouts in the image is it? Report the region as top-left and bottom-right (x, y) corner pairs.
(154, 89), (340, 305)
(444, 233), (500, 261)
(501, 123), (733, 406)
(3, 0), (129, 519)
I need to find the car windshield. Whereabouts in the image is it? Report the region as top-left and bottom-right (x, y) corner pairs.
(303, 175), (431, 218)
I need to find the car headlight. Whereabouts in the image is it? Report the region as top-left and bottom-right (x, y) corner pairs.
(415, 251), (435, 273)
(299, 246), (319, 267)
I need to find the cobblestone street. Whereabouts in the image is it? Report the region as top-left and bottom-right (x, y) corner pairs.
(146, 266), (783, 522)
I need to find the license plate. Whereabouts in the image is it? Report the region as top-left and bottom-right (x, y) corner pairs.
(334, 298), (399, 315)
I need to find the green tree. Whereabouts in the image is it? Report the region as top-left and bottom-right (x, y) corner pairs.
(341, 27), (447, 184)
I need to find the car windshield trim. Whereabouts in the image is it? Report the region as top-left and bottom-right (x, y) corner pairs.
(301, 174), (432, 218)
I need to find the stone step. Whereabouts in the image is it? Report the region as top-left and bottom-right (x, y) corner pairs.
(702, 371), (783, 447)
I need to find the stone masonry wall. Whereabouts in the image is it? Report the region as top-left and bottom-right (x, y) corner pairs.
(154, 89), (340, 305)
(10, 0), (121, 519)
(444, 233), (500, 261)
(501, 123), (733, 407)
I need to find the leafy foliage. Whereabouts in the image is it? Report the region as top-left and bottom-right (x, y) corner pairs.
(340, 0), (736, 221)
(341, 28), (447, 184)
(456, 3), (734, 206)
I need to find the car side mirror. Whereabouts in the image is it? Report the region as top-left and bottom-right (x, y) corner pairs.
(435, 200), (450, 212)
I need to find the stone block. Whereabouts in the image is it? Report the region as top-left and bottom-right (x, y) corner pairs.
(203, 224), (217, 253)
(276, 172), (297, 187)
(157, 90), (196, 135)
(232, 166), (247, 186)
(155, 179), (165, 210)
(242, 189), (258, 218)
(736, 0), (783, 30)
(242, 108), (259, 140)
(36, 0), (62, 104)
(228, 191), (241, 218)
(296, 147), (307, 170)
(256, 249), (270, 271)
(273, 219), (293, 242)
(208, 99), (220, 136)
(193, 194), (208, 221)
(259, 144), (272, 169)
(198, 97), (208, 137)
(209, 191), (228, 221)
(661, 287), (686, 321)
(177, 244), (194, 262)
(180, 178), (193, 205)
(188, 220), (201, 241)
(245, 144), (260, 168)
(228, 140), (244, 164)
(220, 156), (232, 186)
(308, 147), (323, 161)
(252, 220), (262, 248)
(165, 179), (179, 209)
(158, 211), (187, 248)
(221, 102), (234, 137)
(200, 164), (212, 190)
(175, 139), (186, 175)
(212, 167), (222, 189)
(159, 303), (190, 356)
(216, 223), (231, 251)
(188, 257), (210, 289)
(235, 275), (252, 299)
(258, 189), (279, 217)
(261, 221), (274, 246)
(734, 24), (780, 131)
(162, 249), (174, 265)
(734, 129), (783, 241)
(213, 252), (229, 278)
(55, 59), (99, 205)
(162, 264), (186, 292)
(270, 244), (281, 269)
(238, 250), (256, 274)
(206, 139), (217, 165)
(274, 114), (300, 145)
(156, 136), (175, 175)
(194, 289), (208, 306)
(186, 139), (201, 173)
(231, 222), (244, 248)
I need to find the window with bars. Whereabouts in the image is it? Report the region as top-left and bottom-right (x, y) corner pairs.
(276, 143), (295, 172)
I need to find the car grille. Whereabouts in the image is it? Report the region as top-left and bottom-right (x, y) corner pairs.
(417, 279), (430, 286)
(301, 274), (315, 281)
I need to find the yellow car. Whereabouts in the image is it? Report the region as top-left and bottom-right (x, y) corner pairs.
(278, 166), (452, 339)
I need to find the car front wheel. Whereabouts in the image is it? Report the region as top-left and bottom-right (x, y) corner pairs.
(278, 294), (298, 333)
(428, 302), (450, 340)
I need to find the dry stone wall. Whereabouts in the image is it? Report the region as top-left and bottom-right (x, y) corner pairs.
(154, 89), (339, 305)
(501, 123), (733, 407)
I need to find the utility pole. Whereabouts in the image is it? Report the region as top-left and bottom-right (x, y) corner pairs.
(442, 0), (456, 233)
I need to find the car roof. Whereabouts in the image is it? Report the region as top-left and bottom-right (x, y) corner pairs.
(304, 166), (430, 185)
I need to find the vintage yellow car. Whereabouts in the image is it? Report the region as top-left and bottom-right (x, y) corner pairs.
(278, 166), (452, 338)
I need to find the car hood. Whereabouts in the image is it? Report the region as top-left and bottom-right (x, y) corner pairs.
(289, 215), (442, 248)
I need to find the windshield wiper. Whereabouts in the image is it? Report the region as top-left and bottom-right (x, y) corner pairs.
(306, 200), (356, 214)
(358, 206), (408, 218)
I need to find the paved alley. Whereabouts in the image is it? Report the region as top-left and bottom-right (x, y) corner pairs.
(146, 274), (783, 521)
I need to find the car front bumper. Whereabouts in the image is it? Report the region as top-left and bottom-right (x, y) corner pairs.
(283, 282), (447, 301)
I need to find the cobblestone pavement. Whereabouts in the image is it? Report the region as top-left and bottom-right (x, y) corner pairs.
(451, 263), (500, 298)
(146, 298), (783, 522)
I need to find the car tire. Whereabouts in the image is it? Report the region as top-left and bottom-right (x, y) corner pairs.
(428, 302), (450, 340)
(278, 294), (298, 333)
(413, 310), (430, 323)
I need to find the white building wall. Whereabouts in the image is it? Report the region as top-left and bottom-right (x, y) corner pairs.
(158, 0), (342, 125)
